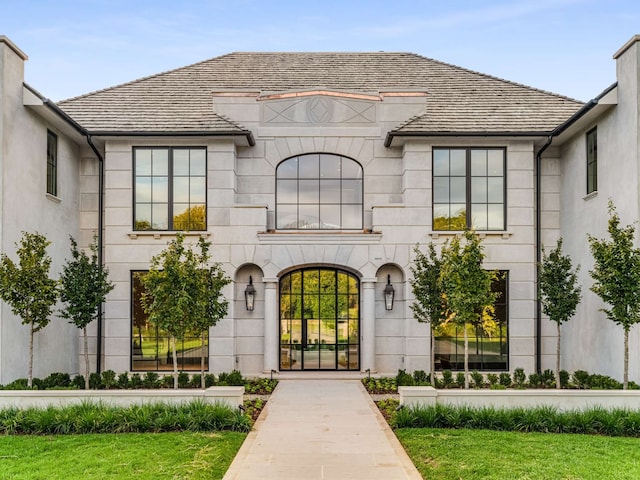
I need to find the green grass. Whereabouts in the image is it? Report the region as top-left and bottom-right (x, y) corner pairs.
(0, 431), (245, 480)
(397, 428), (640, 480)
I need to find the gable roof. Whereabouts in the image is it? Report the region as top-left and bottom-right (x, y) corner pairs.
(58, 52), (583, 138)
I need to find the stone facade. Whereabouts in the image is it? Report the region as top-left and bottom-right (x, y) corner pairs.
(0, 35), (639, 383)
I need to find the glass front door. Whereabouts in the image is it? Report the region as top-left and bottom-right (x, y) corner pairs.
(280, 268), (360, 370)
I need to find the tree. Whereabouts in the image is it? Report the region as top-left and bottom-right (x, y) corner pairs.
(539, 238), (581, 389)
(438, 230), (498, 389)
(588, 201), (640, 389)
(0, 232), (58, 387)
(59, 236), (114, 389)
(141, 233), (230, 389)
(410, 243), (447, 385)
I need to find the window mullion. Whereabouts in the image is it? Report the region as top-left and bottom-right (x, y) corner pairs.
(168, 148), (174, 230)
(466, 149), (472, 229)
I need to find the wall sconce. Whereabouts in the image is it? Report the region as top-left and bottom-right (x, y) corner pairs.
(384, 274), (395, 311)
(244, 276), (256, 311)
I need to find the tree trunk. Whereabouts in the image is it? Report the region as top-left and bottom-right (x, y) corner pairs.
(464, 323), (469, 389)
(624, 328), (629, 390)
(430, 326), (436, 386)
(556, 322), (561, 389)
(200, 331), (206, 389)
(83, 327), (90, 390)
(172, 336), (179, 389)
(28, 323), (34, 388)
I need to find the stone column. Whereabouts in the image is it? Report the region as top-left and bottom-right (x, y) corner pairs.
(263, 278), (279, 373)
(361, 278), (377, 373)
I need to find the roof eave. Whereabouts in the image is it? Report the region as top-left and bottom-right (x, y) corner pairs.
(87, 130), (256, 146)
(384, 130), (553, 148)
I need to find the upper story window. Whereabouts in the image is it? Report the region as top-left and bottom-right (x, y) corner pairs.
(46, 130), (57, 196)
(134, 147), (207, 231)
(433, 148), (506, 231)
(276, 153), (363, 230)
(586, 127), (597, 195)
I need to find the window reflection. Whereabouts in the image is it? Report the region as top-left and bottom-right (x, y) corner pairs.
(276, 153), (363, 230)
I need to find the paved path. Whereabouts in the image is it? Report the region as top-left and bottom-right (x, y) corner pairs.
(223, 379), (422, 480)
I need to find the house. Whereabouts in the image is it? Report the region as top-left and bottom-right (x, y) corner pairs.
(0, 34), (638, 384)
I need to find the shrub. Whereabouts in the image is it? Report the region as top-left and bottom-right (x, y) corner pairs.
(487, 373), (498, 386)
(589, 374), (622, 390)
(412, 370), (429, 385)
(204, 374), (216, 388)
(130, 373), (143, 389)
(190, 374), (203, 388)
(89, 372), (102, 390)
(541, 369), (556, 388)
(471, 371), (484, 389)
(72, 375), (85, 390)
(42, 372), (72, 389)
(441, 370), (454, 388)
(528, 373), (542, 388)
(513, 368), (526, 388)
(177, 372), (190, 388)
(572, 370), (590, 389)
(161, 375), (174, 389)
(499, 372), (512, 387)
(1, 378), (30, 390)
(559, 370), (570, 388)
(218, 370), (244, 386)
(101, 370), (117, 390)
(396, 369), (415, 386)
(117, 372), (130, 389)
(455, 372), (465, 389)
(143, 372), (160, 389)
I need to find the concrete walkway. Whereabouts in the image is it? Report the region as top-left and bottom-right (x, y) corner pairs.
(223, 379), (422, 480)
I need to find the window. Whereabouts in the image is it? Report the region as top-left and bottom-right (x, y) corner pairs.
(586, 127), (597, 194)
(46, 130), (57, 196)
(434, 271), (508, 371)
(433, 148), (505, 231)
(131, 271), (207, 371)
(134, 147), (207, 231)
(276, 153), (363, 230)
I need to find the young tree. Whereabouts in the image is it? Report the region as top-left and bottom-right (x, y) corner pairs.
(141, 233), (230, 389)
(539, 238), (581, 389)
(588, 202), (640, 389)
(59, 236), (114, 389)
(438, 230), (498, 389)
(0, 232), (58, 387)
(410, 243), (447, 385)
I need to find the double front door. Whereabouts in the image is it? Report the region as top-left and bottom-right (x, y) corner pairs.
(279, 268), (360, 370)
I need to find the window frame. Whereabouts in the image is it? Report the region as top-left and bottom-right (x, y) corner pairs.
(434, 270), (509, 371)
(586, 127), (597, 195)
(432, 147), (507, 231)
(130, 270), (209, 372)
(133, 146), (207, 231)
(46, 130), (58, 197)
(275, 153), (364, 231)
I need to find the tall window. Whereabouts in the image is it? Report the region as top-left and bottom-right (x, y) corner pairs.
(276, 153), (363, 230)
(433, 148), (505, 231)
(586, 127), (597, 195)
(434, 272), (508, 371)
(46, 130), (57, 196)
(131, 271), (207, 371)
(134, 147), (207, 231)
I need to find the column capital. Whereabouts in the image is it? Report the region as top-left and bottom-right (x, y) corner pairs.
(361, 277), (378, 285)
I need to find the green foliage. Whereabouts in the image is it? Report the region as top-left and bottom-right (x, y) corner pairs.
(143, 372), (160, 389)
(189, 374), (202, 388)
(101, 370), (117, 389)
(588, 201), (640, 388)
(413, 370), (430, 385)
(161, 375), (174, 389)
(396, 369), (415, 386)
(513, 368), (526, 387)
(59, 236), (114, 389)
(470, 371), (484, 388)
(130, 373), (143, 389)
(441, 370), (454, 388)
(244, 378), (278, 394)
(539, 239), (581, 326)
(528, 373), (542, 388)
(177, 372), (190, 388)
(217, 370), (244, 386)
(72, 375), (85, 390)
(438, 231), (499, 388)
(89, 372), (102, 389)
(455, 372), (465, 388)
(140, 233), (231, 388)
(487, 373), (498, 386)
(361, 376), (397, 394)
(499, 372), (512, 387)
(117, 372), (130, 389)
(0, 401), (251, 435)
(204, 373), (216, 388)
(559, 370), (570, 388)
(42, 372), (71, 389)
(0, 232), (59, 387)
(393, 403), (640, 437)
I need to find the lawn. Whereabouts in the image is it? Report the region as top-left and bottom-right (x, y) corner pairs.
(0, 431), (246, 480)
(397, 428), (640, 480)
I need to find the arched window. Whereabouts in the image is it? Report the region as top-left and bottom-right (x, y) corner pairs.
(276, 153), (363, 230)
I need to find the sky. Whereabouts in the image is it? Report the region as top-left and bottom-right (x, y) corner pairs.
(1, 0), (639, 102)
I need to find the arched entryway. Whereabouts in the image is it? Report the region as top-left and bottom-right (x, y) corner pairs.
(279, 267), (360, 370)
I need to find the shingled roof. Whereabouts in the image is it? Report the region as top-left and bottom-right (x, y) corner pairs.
(58, 52), (583, 137)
